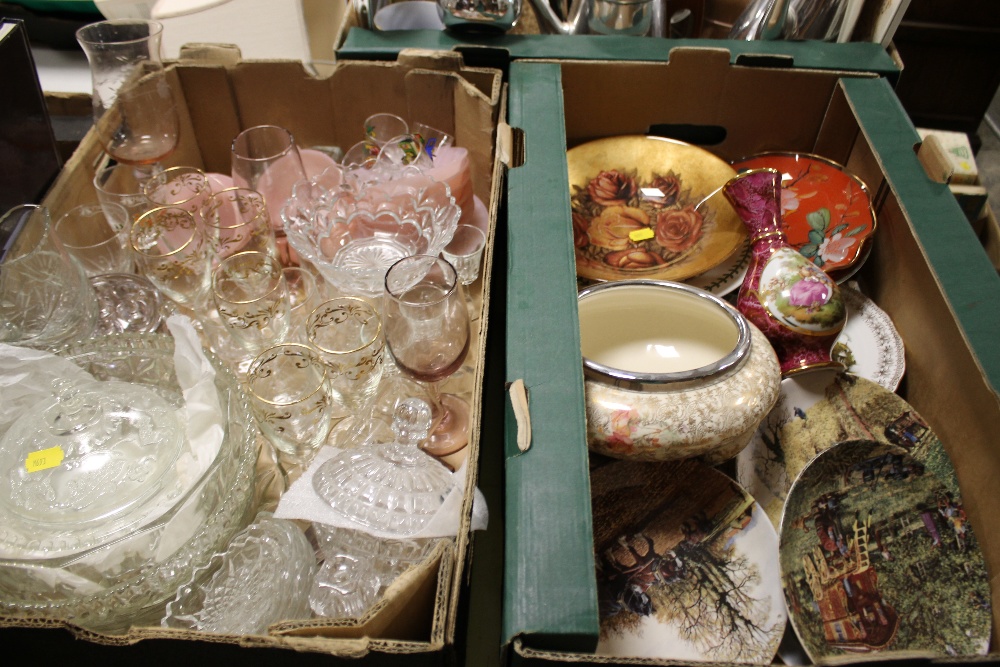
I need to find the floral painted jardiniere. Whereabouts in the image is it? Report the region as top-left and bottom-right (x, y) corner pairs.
(579, 280), (781, 463)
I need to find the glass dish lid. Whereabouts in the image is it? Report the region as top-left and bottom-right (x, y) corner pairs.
(0, 378), (184, 534)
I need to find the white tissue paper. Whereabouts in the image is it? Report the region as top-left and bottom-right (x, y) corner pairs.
(275, 445), (489, 540)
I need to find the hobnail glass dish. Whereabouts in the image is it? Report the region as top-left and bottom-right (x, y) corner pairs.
(0, 334), (259, 633)
(282, 169), (461, 298)
(309, 523), (437, 620)
(162, 512), (316, 635)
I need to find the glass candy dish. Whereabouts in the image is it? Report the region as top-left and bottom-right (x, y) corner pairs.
(282, 168), (461, 298)
(0, 334), (258, 633)
(312, 397), (456, 537)
(162, 513), (316, 635)
(308, 523), (437, 620)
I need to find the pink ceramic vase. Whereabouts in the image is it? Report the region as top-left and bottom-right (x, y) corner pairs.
(724, 168), (847, 377)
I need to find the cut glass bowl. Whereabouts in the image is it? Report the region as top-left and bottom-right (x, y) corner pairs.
(0, 334), (259, 633)
(162, 512), (316, 635)
(282, 169), (461, 298)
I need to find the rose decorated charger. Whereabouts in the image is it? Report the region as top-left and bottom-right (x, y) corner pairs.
(779, 440), (991, 662)
(568, 136), (746, 283)
(732, 152), (876, 273)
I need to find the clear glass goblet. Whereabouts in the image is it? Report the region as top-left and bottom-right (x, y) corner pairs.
(383, 255), (471, 458)
(75, 19), (179, 181)
(129, 205), (213, 310)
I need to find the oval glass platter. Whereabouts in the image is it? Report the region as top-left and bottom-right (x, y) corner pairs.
(832, 284), (906, 391)
(779, 440), (991, 662)
(737, 371), (958, 529)
(732, 152), (876, 274)
(568, 136), (747, 284)
(590, 457), (785, 664)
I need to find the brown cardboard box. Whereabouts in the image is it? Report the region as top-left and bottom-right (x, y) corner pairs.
(2, 47), (505, 664)
(504, 50), (1000, 664)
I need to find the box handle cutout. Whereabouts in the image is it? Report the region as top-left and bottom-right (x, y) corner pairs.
(508, 379), (531, 452)
(734, 53), (795, 69)
(506, 126), (526, 169)
(647, 123), (727, 147)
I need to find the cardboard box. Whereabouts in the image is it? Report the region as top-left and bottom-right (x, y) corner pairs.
(1, 47), (506, 664)
(337, 27), (901, 81)
(503, 48), (1000, 664)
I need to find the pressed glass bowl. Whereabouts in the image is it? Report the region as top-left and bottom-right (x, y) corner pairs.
(0, 334), (259, 633)
(282, 171), (461, 298)
(162, 513), (316, 634)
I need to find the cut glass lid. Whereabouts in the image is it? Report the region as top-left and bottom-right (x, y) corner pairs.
(0, 379), (184, 530)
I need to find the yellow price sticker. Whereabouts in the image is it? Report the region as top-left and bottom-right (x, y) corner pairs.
(629, 228), (655, 242)
(25, 446), (64, 473)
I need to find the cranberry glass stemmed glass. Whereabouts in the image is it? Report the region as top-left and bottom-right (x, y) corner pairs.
(382, 255), (471, 457)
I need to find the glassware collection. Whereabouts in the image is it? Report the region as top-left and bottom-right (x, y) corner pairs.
(0, 11), (990, 664)
(0, 18), (490, 638)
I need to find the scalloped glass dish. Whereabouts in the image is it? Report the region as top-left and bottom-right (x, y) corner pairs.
(162, 513), (316, 635)
(282, 169), (460, 298)
(0, 334), (259, 633)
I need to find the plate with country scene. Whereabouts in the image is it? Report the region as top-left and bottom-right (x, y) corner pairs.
(779, 439), (991, 661)
(736, 371), (958, 528)
(832, 284), (906, 391)
(590, 457), (785, 663)
(568, 136), (747, 284)
(732, 152), (876, 274)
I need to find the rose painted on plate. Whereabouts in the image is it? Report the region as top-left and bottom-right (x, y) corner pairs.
(571, 168), (714, 274)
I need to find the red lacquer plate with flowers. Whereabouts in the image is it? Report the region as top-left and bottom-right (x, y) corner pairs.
(568, 136), (746, 283)
(732, 152), (876, 273)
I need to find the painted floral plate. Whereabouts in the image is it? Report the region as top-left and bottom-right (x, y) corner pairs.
(568, 136), (747, 283)
(736, 370), (958, 529)
(732, 152), (876, 273)
(779, 440), (991, 662)
(832, 284), (906, 391)
(591, 457), (785, 664)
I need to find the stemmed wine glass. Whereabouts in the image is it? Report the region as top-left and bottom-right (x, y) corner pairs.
(76, 20), (180, 182)
(382, 255), (471, 458)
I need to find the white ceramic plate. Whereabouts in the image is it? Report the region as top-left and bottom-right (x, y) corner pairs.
(591, 457), (785, 664)
(832, 283), (905, 391)
(684, 235), (751, 297)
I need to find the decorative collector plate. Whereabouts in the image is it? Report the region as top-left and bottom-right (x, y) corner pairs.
(736, 370), (958, 529)
(591, 457), (785, 663)
(779, 440), (991, 661)
(833, 284), (906, 391)
(568, 136), (746, 284)
(732, 152), (875, 274)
